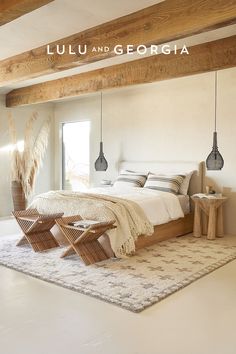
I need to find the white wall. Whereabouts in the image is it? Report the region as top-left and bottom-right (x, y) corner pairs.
(54, 67), (236, 235)
(0, 96), (54, 216)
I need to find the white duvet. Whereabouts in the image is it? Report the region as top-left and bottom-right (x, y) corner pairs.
(88, 187), (184, 226)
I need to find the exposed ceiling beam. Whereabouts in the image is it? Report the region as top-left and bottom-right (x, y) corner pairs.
(0, 0), (54, 26)
(6, 35), (236, 107)
(1, 0), (236, 87)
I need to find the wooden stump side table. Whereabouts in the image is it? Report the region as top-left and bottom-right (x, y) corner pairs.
(13, 209), (64, 252)
(56, 215), (117, 265)
(191, 195), (227, 240)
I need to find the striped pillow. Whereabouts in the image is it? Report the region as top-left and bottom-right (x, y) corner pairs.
(144, 174), (185, 194)
(113, 171), (147, 188)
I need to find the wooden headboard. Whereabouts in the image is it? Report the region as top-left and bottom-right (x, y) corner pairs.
(118, 161), (204, 195)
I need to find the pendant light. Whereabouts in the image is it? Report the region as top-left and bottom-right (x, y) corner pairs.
(94, 92), (108, 171)
(206, 71), (224, 170)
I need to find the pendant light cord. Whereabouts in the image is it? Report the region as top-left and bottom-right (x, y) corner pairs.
(215, 71), (217, 132)
(100, 91), (103, 141)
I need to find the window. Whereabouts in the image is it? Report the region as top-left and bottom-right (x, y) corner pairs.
(62, 121), (90, 190)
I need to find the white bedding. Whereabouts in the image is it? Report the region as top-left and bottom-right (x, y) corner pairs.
(30, 187), (185, 256)
(87, 187), (184, 225)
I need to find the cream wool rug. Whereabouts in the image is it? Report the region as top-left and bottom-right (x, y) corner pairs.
(0, 234), (236, 312)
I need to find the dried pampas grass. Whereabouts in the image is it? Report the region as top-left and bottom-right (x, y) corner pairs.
(8, 112), (51, 197)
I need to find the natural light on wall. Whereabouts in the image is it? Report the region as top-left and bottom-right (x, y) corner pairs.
(0, 140), (24, 153)
(62, 121), (90, 191)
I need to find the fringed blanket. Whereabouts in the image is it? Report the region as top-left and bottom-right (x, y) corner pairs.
(30, 191), (154, 257)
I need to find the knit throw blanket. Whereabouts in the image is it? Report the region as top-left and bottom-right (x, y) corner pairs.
(30, 191), (154, 257)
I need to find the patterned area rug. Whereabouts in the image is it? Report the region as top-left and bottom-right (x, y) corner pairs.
(0, 234), (236, 312)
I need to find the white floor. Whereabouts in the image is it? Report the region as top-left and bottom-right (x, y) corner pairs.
(0, 220), (236, 354)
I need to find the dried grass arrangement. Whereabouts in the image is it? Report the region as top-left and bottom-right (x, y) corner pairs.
(8, 112), (51, 210)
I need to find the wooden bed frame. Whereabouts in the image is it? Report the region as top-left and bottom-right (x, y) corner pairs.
(136, 212), (194, 250)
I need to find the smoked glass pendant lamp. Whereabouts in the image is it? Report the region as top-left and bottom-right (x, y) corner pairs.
(206, 72), (224, 170)
(94, 92), (108, 171)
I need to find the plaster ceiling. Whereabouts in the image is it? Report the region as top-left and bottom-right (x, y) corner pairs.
(0, 0), (235, 96)
(0, 0), (164, 59)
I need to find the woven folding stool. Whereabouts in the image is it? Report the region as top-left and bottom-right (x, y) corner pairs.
(56, 215), (116, 265)
(13, 209), (64, 252)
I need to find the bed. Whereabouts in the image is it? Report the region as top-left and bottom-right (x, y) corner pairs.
(112, 161), (203, 252)
(30, 161), (204, 258)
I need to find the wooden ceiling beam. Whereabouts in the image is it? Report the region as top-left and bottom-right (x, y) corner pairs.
(1, 0), (236, 86)
(0, 0), (54, 26)
(6, 35), (236, 107)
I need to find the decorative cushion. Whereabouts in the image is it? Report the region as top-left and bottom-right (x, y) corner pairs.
(113, 171), (147, 188)
(144, 174), (185, 194)
(179, 171), (194, 195)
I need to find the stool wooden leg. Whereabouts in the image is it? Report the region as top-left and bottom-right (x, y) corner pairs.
(202, 213), (208, 236)
(61, 245), (76, 258)
(74, 240), (109, 265)
(217, 205), (224, 237)
(193, 202), (202, 237)
(207, 205), (216, 240)
(16, 235), (29, 246)
(27, 231), (60, 252)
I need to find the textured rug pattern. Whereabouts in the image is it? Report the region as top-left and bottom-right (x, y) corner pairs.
(0, 234), (236, 312)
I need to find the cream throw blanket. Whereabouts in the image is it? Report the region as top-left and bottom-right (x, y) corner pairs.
(30, 191), (154, 257)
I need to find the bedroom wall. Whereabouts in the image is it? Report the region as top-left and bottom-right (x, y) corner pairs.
(0, 96), (55, 217)
(54, 67), (236, 235)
